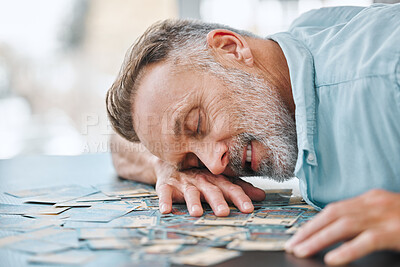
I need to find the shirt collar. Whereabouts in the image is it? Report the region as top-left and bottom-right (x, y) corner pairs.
(267, 32), (318, 170)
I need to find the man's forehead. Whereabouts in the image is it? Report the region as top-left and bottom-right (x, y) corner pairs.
(133, 62), (202, 157)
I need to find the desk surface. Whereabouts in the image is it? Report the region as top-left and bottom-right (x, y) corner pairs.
(1, 154), (399, 267)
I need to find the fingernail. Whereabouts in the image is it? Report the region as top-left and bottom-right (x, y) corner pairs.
(217, 204), (227, 213)
(243, 202), (253, 211)
(191, 205), (201, 214)
(160, 204), (168, 213)
(325, 252), (341, 265)
(294, 245), (309, 258)
(284, 239), (294, 253)
(285, 235), (298, 249)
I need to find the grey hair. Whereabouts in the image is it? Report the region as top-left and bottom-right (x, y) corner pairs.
(106, 19), (259, 143)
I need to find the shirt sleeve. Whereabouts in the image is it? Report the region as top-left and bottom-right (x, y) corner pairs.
(289, 6), (366, 31)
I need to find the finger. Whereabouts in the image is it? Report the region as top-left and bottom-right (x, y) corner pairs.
(196, 177), (230, 216)
(235, 179), (266, 201)
(157, 183), (173, 214)
(324, 231), (381, 266)
(286, 195), (367, 253)
(292, 217), (361, 258)
(285, 203), (345, 251)
(183, 184), (203, 217)
(213, 178), (254, 213)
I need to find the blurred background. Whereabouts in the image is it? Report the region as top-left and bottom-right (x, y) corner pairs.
(1, 0), (397, 159)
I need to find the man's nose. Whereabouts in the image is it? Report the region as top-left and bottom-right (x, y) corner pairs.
(195, 142), (229, 175)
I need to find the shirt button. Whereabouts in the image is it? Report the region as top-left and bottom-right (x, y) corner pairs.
(307, 154), (315, 162)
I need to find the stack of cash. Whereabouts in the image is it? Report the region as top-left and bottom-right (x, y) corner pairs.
(0, 180), (318, 266)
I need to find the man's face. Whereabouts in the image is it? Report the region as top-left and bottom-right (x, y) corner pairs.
(134, 60), (297, 181)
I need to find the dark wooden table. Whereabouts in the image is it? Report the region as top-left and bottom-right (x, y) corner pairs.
(1, 154), (399, 267)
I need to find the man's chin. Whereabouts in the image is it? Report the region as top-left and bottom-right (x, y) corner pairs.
(261, 167), (296, 183)
(225, 161), (295, 181)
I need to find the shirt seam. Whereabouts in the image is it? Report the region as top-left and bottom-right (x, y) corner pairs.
(396, 55), (400, 88)
(316, 73), (395, 88)
(395, 56), (400, 113)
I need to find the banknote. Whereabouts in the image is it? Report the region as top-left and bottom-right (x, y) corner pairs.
(0, 203), (69, 216)
(227, 232), (290, 251)
(144, 198), (160, 207)
(0, 216), (62, 232)
(74, 192), (122, 202)
(87, 237), (142, 250)
(165, 224), (248, 242)
(143, 243), (182, 254)
(94, 182), (155, 197)
(28, 250), (96, 265)
(247, 208), (304, 226)
(171, 247), (241, 266)
(7, 238), (75, 254)
(54, 201), (95, 208)
(195, 211), (250, 226)
(78, 228), (144, 239)
(25, 185), (99, 204)
(63, 214), (159, 228)
(65, 203), (138, 222)
(285, 209), (318, 234)
(2, 180), (317, 266)
(141, 228), (198, 245)
(0, 227), (74, 247)
(138, 199), (159, 210)
(161, 215), (198, 226)
(227, 238), (286, 251)
(5, 185), (67, 198)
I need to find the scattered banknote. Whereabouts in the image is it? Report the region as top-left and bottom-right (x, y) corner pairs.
(87, 237), (142, 250)
(24, 185), (99, 204)
(141, 228), (198, 245)
(1, 181), (318, 266)
(0, 216), (62, 232)
(0, 227), (76, 248)
(94, 182), (156, 198)
(247, 208), (304, 226)
(227, 239), (285, 251)
(195, 211), (250, 226)
(64, 203), (138, 222)
(77, 228), (144, 239)
(28, 249), (96, 265)
(143, 243), (182, 254)
(7, 238), (75, 254)
(171, 247), (241, 266)
(0, 203), (69, 216)
(5, 185), (67, 198)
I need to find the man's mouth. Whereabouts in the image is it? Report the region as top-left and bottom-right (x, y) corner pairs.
(246, 144), (252, 164)
(242, 142), (253, 171)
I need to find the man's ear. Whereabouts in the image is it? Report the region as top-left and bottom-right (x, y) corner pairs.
(206, 29), (254, 67)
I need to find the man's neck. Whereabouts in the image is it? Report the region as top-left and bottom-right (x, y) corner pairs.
(249, 38), (295, 118)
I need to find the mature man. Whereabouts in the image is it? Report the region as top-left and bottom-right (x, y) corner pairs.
(106, 4), (400, 266)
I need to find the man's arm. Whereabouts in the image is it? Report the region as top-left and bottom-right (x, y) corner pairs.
(110, 134), (158, 184)
(110, 134), (266, 217)
(285, 189), (400, 265)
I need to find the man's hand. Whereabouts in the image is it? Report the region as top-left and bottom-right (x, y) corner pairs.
(285, 189), (400, 265)
(154, 160), (266, 217)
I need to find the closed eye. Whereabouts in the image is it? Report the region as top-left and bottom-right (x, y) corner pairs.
(196, 112), (201, 134)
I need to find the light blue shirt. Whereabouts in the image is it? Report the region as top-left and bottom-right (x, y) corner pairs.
(268, 4), (400, 209)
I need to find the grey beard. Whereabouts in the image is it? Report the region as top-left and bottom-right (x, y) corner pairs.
(214, 67), (298, 182)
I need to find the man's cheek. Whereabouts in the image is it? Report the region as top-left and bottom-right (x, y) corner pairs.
(211, 113), (240, 134)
